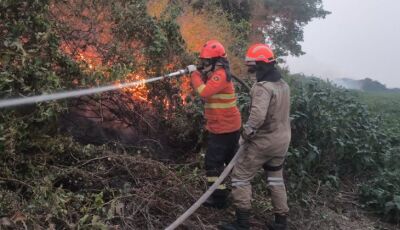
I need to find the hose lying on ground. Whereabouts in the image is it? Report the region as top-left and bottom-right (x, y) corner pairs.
(165, 145), (244, 230)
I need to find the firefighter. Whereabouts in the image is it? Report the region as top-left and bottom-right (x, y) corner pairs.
(187, 40), (242, 209)
(220, 44), (291, 230)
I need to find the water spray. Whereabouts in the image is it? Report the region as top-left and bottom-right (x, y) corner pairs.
(0, 68), (190, 109)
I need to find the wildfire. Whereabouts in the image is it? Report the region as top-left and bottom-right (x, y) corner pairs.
(179, 76), (192, 104)
(51, 0), (195, 108)
(122, 73), (150, 102)
(60, 43), (103, 70)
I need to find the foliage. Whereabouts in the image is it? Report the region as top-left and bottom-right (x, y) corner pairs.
(0, 0), (82, 157)
(263, 0), (330, 56)
(354, 91), (400, 223)
(286, 74), (389, 179)
(189, 0), (330, 56)
(360, 169), (400, 223)
(0, 1), (198, 228)
(1, 0), (399, 228)
(280, 74), (400, 223)
(356, 91), (400, 139)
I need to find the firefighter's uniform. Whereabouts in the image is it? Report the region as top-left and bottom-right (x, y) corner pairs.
(220, 43), (291, 230)
(191, 66), (241, 208)
(231, 80), (291, 213)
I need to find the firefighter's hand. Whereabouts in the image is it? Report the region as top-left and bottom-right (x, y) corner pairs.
(186, 65), (197, 73)
(241, 124), (256, 140)
(239, 136), (246, 145)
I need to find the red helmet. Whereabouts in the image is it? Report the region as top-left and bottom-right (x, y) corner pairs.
(245, 43), (275, 64)
(199, 40), (226, 59)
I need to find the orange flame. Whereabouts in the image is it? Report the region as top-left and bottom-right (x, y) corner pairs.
(122, 73), (150, 102)
(179, 76), (192, 105)
(52, 0), (195, 108)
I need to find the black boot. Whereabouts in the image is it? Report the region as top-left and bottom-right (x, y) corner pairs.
(267, 214), (287, 230)
(219, 209), (250, 230)
(203, 189), (229, 209)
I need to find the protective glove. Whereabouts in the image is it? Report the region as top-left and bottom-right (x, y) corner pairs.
(186, 65), (197, 74)
(239, 136), (245, 145)
(241, 124), (256, 141)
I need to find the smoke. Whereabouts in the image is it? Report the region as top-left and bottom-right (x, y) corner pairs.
(332, 78), (362, 90)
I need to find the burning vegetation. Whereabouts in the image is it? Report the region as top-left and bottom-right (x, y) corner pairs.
(3, 1), (398, 230)
(47, 0), (199, 151)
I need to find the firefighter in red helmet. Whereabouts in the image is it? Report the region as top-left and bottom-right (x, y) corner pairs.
(220, 43), (291, 230)
(187, 40), (242, 209)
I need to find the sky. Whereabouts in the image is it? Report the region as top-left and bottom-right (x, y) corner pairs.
(284, 0), (400, 88)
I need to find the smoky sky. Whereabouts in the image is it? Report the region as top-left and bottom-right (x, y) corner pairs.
(285, 0), (400, 88)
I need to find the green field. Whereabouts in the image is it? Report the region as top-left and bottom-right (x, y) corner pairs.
(356, 91), (400, 136)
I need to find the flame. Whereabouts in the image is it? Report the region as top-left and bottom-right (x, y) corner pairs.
(52, 0), (194, 108)
(179, 76), (192, 105)
(122, 73), (150, 102)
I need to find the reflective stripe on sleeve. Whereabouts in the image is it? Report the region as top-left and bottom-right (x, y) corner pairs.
(197, 84), (206, 94)
(204, 100), (237, 109)
(210, 93), (235, 100)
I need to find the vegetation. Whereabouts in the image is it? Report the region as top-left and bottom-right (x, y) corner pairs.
(285, 74), (400, 224)
(355, 91), (400, 223)
(1, 0), (399, 229)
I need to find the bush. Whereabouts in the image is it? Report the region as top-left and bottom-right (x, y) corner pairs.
(282, 74), (399, 223)
(286, 75), (389, 181)
(360, 170), (400, 223)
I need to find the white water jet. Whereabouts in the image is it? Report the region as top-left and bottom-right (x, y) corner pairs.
(0, 69), (188, 109)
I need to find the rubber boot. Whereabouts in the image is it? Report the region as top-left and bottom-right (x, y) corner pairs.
(219, 209), (250, 230)
(267, 214), (287, 230)
(203, 189), (228, 209)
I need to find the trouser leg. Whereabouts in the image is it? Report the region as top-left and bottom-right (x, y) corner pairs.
(224, 131), (240, 165)
(231, 144), (270, 210)
(263, 157), (289, 215)
(266, 169), (289, 214)
(205, 131), (240, 208)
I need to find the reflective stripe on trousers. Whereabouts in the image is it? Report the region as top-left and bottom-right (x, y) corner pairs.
(208, 176), (227, 190)
(231, 178), (251, 187)
(267, 177), (285, 186)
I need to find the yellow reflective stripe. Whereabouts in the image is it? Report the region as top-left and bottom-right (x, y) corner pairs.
(207, 177), (226, 190)
(205, 101), (237, 109)
(210, 93), (235, 99)
(218, 184), (226, 190)
(197, 84), (206, 94)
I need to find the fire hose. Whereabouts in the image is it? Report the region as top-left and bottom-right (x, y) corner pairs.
(0, 69), (188, 108)
(165, 145), (244, 230)
(0, 66), (250, 108)
(0, 66), (251, 229)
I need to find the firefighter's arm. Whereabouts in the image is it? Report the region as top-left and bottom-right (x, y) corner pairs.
(242, 84), (271, 140)
(191, 71), (227, 98)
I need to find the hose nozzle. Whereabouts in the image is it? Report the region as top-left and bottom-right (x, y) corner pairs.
(164, 65), (197, 78)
